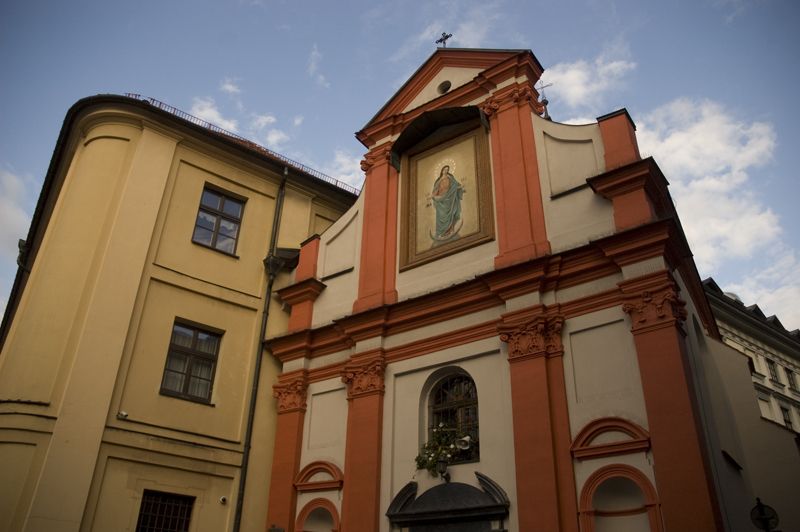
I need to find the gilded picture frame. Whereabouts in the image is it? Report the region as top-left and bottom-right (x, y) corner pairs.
(400, 124), (494, 271)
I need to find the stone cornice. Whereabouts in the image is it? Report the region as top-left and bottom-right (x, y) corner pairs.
(276, 277), (326, 306)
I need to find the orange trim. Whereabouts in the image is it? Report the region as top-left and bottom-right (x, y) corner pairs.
(357, 50), (543, 146)
(295, 235), (320, 282)
(294, 461), (344, 492)
(620, 271), (723, 531)
(482, 84), (550, 268)
(597, 109), (640, 171)
(571, 417), (650, 460)
(294, 498), (340, 532)
(340, 353), (385, 531)
(498, 306), (577, 532)
(578, 463), (663, 532)
(267, 372), (308, 531)
(353, 143), (398, 313)
(277, 278), (326, 333)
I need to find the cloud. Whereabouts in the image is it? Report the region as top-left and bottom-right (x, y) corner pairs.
(264, 129), (290, 150)
(388, 1), (502, 63)
(637, 98), (777, 273)
(541, 43), (636, 113)
(725, 247), (800, 330)
(322, 150), (364, 188)
(251, 113), (277, 130)
(190, 97), (238, 132)
(308, 44), (330, 88)
(220, 78), (241, 95)
(293, 115), (304, 127)
(0, 169), (35, 263)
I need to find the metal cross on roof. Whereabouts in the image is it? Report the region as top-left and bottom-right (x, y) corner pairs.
(436, 32), (453, 48)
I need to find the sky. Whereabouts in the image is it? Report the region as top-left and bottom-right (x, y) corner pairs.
(1, 0), (798, 328)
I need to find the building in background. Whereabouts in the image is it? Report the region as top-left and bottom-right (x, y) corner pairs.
(2, 47), (799, 532)
(0, 96), (355, 532)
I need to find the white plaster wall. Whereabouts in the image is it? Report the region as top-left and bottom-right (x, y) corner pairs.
(562, 307), (649, 438)
(402, 67), (485, 113)
(532, 114), (616, 254)
(312, 194), (363, 327)
(379, 336), (517, 531)
(300, 379), (348, 472)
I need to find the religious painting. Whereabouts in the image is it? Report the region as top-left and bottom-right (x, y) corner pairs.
(400, 125), (494, 270)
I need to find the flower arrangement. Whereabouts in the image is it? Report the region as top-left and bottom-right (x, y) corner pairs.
(414, 422), (470, 477)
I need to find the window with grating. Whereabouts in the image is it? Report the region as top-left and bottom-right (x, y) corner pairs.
(429, 373), (479, 463)
(136, 490), (195, 532)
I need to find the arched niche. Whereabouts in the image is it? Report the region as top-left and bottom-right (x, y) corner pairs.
(295, 498), (340, 532)
(578, 464), (663, 532)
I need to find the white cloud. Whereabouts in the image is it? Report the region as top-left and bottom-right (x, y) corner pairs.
(293, 115), (304, 127)
(251, 113), (277, 130)
(308, 44), (330, 88)
(190, 97), (238, 132)
(637, 98), (777, 273)
(0, 169), (35, 263)
(265, 129), (290, 150)
(389, 1), (502, 63)
(220, 78), (241, 95)
(541, 43), (636, 113)
(725, 247), (800, 330)
(322, 150), (364, 188)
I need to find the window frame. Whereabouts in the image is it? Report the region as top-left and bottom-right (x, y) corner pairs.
(191, 184), (246, 256)
(785, 367), (798, 391)
(136, 489), (195, 532)
(780, 406), (794, 431)
(159, 320), (222, 405)
(428, 372), (480, 464)
(765, 358), (780, 383)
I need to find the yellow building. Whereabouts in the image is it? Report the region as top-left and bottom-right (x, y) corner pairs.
(0, 95), (356, 532)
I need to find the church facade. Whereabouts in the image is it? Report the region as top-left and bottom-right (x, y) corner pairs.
(266, 48), (798, 532)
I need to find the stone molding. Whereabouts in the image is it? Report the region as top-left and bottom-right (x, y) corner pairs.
(273, 372), (308, 413)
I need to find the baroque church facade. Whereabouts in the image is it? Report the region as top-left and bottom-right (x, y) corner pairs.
(1, 48), (798, 532)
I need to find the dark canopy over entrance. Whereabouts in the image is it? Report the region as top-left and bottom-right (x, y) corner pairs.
(386, 472), (509, 531)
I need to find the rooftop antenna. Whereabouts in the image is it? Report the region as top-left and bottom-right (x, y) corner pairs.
(436, 32), (453, 48)
(536, 80), (553, 121)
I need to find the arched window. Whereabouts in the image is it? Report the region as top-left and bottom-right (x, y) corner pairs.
(429, 373), (479, 462)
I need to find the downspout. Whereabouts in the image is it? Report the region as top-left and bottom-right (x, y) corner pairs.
(233, 166), (289, 532)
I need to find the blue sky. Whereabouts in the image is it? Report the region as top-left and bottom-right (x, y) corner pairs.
(1, 0), (798, 327)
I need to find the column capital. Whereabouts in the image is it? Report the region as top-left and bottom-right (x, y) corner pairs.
(498, 310), (564, 362)
(360, 142), (393, 172)
(480, 84), (545, 118)
(273, 372), (309, 414)
(620, 271), (687, 334)
(341, 352), (386, 399)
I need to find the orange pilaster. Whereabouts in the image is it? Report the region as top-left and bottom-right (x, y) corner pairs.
(499, 309), (578, 532)
(353, 143), (398, 313)
(597, 109), (640, 171)
(481, 84), (550, 269)
(295, 235), (320, 282)
(620, 271), (723, 531)
(339, 352), (385, 531)
(266, 372), (308, 532)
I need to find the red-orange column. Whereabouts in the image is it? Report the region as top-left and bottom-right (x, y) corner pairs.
(481, 84), (550, 269)
(266, 371), (308, 532)
(499, 309), (578, 532)
(339, 351), (386, 531)
(597, 108), (641, 171)
(620, 271), (723, 531)
(353, 143), (398, 313)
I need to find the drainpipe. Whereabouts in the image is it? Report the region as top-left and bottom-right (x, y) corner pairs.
(233, 166), (289, 532)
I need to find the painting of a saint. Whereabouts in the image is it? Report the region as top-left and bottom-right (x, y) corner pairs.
(429, 165), (464, 244)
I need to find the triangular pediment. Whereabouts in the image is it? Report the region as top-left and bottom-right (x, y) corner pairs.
(363, 48), (542, 132)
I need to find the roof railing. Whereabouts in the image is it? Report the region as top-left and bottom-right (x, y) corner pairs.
(123, 93), (360, 195)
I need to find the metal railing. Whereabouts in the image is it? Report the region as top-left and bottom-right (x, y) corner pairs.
(123, 93), (361, 195)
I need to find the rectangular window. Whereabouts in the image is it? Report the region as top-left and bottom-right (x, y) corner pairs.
(766, 359), (780, 382)
(160, 321), (221, 403)
(192, 186), (244, 255)
(780, 407), (794, 431)
(136, 490), (195, 532)
(786, 368), (798, 391)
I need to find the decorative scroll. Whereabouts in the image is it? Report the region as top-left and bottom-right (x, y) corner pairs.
(622, 288), (687, 332)
(360, 143), (392, 172)
(498, 315), (564, 362)
(273, 375), (308, 413)
(341, 358), (385, 399)
(479, 85), (545, 118)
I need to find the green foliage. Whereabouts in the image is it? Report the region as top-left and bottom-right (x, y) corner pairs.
(414, 423), (469, 477)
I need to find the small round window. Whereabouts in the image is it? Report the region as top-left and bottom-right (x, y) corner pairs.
(437, 80), (452, 95)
